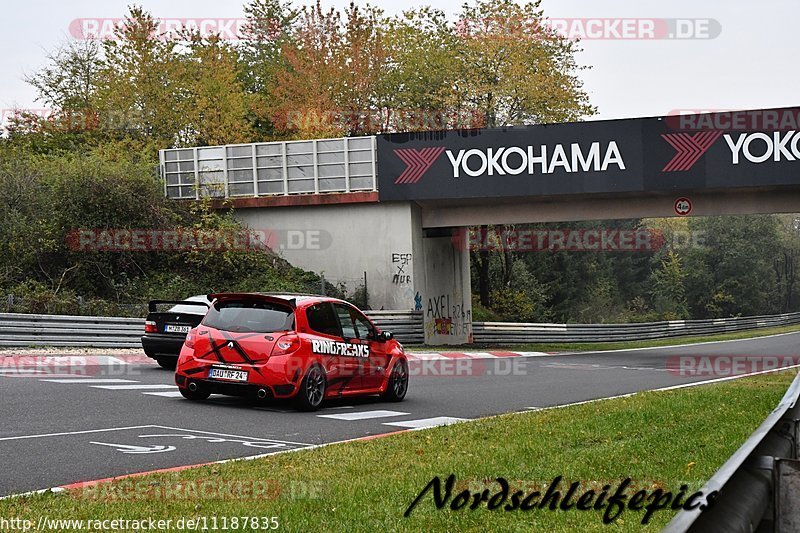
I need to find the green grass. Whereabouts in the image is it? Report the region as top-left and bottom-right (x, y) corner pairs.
(416, 323), (800, 353)
(1, 370), (797, 532)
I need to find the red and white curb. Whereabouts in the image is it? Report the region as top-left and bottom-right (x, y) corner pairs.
(406, 350), (552, 361)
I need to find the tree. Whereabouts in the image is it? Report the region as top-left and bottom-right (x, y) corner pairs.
(650, 251), (689, 320)
(96, 7), (189, 147)
(453, 0), (594, 127)
(683, 215), (781, 318)
(269, 1), (390, 137)
(381, 8), (465, 131)
(181, 33), (255, 146)
(240, 0), (299, 138)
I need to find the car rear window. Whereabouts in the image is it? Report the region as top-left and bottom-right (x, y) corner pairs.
(202, 300), (294, 333)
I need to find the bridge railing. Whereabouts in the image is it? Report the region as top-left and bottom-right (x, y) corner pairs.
(159, 136), (377, 200)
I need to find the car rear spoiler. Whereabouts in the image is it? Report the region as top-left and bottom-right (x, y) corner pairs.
(147, 300), (211, 313)
(208, 293), (297, 309)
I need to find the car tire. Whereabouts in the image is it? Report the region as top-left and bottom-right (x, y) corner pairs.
(295, 365), (326, 411)
(156, 357), (176, 370)
(179, 385), (210, 401)
(382, 359), (409, 402)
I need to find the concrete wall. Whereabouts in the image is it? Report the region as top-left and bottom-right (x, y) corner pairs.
(233, 201), (472, 344)
(234, 202), (420, 310)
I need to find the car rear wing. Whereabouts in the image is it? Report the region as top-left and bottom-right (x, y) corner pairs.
(147, 300), (211, 313)
(208, 293), (298, 309)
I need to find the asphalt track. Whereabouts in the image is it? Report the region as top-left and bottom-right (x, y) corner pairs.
(2, 332), (800, 497)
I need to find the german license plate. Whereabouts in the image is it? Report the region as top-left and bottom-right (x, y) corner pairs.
(165, 324), (191, 333)
(209, 367), (248, 382)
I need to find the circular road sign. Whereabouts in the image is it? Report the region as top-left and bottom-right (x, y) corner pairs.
(674, 197), (692, 216)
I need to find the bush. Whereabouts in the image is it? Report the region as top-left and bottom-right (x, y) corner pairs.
(0, 147), (333, 316)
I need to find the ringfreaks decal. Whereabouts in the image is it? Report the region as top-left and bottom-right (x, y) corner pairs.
(311, 339), (370, 358)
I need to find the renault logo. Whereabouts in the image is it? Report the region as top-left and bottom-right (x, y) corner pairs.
(227, 341), (234, 349)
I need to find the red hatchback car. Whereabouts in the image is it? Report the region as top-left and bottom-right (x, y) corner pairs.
(174, 293), (409, 410)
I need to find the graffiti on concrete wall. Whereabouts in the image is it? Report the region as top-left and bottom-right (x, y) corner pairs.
(391, 253), (412, 285)
(425, 293), (472, 338)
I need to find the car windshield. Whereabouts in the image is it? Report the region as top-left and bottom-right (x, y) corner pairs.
(202, 299), (294, 333)
(167, 296), (210, 315)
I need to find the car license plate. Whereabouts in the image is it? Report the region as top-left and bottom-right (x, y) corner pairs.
(209, 368), (249, 382)
(164, 324), (191, 333)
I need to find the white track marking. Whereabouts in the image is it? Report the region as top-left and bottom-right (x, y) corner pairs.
(556, 329), (800, 355)
(317, 410), (409, 421)
(0, 426), (159, 442)
(383, 416), (467, 429)
(141, 391), (184, 397)
(41, 379), (138, 384)
(90, 384), (175, 390)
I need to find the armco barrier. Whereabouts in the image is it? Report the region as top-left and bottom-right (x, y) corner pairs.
(664, 370), (800, 532)
(0, 311), (424, 348)
(1, 311), (799, 349)
(0, 313), (144, 348)
(472, 312), (800, 344)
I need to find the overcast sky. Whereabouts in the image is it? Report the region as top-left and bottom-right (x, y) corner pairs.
(2, 0), (796, 122)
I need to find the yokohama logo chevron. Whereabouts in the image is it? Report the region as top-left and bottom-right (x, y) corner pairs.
(661, 131), (723, 171)
(393, 147), (446, 184)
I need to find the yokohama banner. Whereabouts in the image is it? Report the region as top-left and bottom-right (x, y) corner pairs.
(376, 107), (800, 201)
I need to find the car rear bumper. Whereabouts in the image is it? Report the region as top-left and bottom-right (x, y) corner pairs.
(174, 373), (298, 399)
(141, 334), (186, 359)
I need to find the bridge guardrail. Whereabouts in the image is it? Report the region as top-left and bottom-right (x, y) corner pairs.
(0, 311), (799, 349)
(664, 370), (800, 532)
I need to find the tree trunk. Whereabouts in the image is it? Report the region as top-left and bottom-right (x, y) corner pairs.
(471, 225), (492, 307)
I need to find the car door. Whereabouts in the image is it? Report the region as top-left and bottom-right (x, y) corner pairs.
(304, 302), (359, 394)
(332, 303), (373, 390)
(344, 305), (389, 390)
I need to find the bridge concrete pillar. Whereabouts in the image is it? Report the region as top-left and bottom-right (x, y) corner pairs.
(416, 230), (473, 345)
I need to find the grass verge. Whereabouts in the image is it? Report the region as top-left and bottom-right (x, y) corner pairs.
(1, 370), (797, 531)
(416, 323), (800, 353)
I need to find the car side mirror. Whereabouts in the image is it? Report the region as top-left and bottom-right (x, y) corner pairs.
(376, 331), (393, 342)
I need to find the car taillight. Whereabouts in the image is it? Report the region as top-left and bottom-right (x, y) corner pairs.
(184, 328), (197, 349)
(144, 320), (157, 333)
(270, 333), (300, 356)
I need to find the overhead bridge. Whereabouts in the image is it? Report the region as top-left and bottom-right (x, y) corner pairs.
(160, 106), (800, 345)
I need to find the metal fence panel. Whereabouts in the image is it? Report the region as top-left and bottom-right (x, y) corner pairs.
(160, 137), (378, 199)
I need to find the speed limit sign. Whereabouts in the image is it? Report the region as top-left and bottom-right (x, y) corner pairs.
(674, 197), (692, 216)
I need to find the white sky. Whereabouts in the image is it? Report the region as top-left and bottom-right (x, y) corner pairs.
(1, 0), (797, 121)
